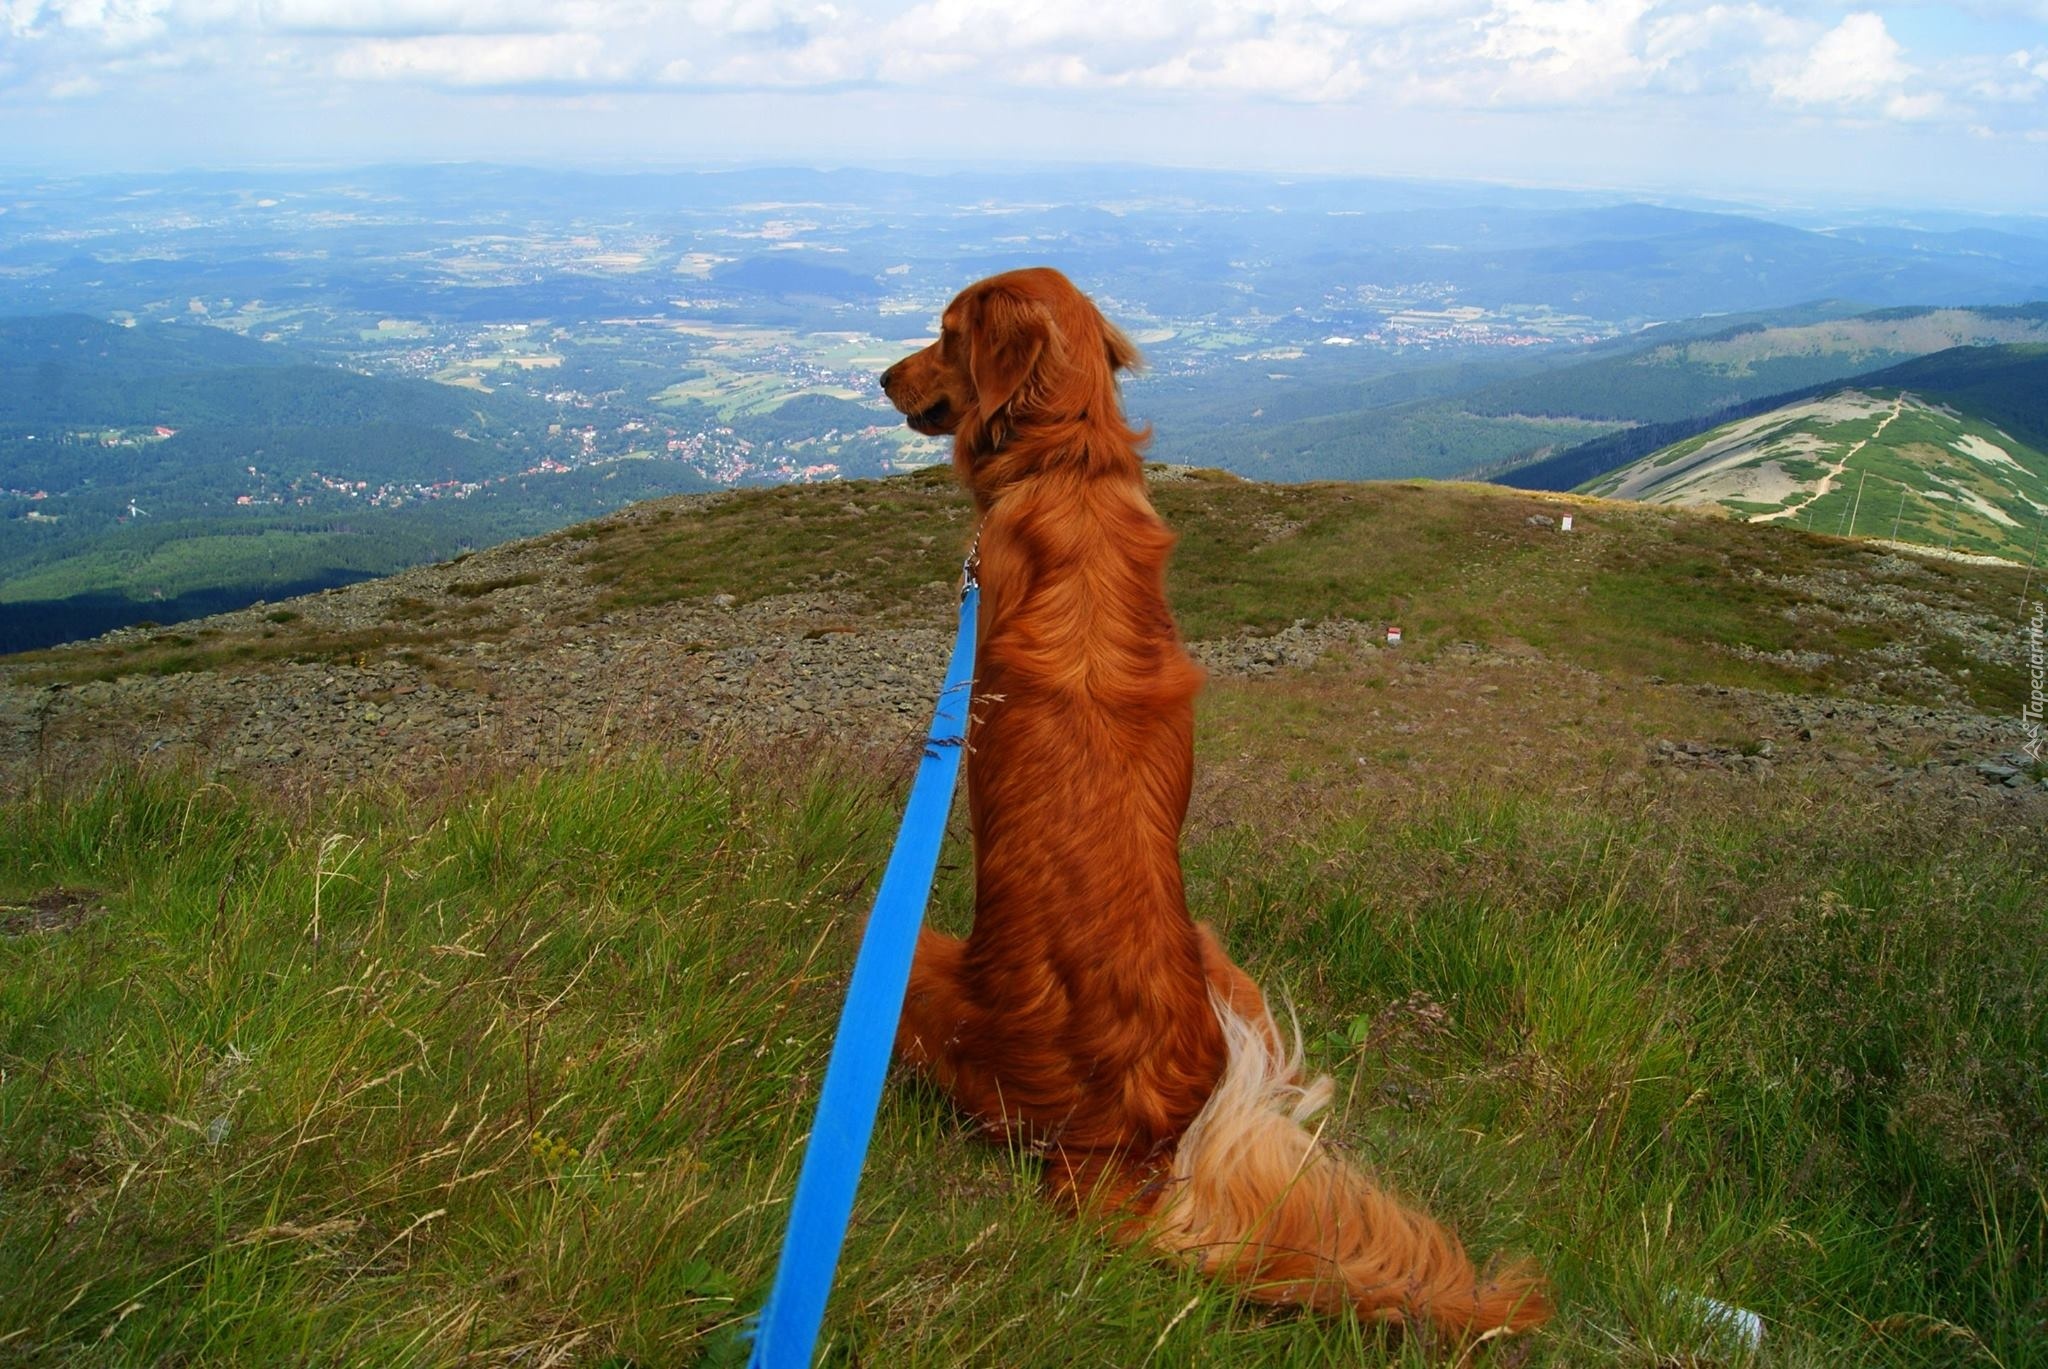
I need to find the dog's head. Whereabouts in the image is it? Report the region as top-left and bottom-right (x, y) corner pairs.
(879, 267), (1142, 495)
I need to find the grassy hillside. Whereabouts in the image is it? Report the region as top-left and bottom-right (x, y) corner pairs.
(3, 471), (2044, 1365)
(1580, 387), (2048, 563)
(13, 469), (2041, 716)
(1500, 340), (2048, 496)
(1556, 345), (2048, 564)
(4, 720), (2043, 1365)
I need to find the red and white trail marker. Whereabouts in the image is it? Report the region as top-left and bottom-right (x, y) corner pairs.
(1386, 625), (1402, 646)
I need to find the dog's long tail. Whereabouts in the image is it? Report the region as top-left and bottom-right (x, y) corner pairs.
(1139, 1002), (1550, 1339)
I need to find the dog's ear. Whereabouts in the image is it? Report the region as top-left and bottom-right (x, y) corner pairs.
(967, 285), (1053, 415)
(1102, 319), (1143, 374)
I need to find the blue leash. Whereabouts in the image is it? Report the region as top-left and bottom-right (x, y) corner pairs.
(745, 566), (979, 1368)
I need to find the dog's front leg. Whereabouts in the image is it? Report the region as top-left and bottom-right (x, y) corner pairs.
(896, 927), (971, 1073)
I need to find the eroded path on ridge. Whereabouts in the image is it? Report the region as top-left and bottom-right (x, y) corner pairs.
(1751, 391), (1909, 526)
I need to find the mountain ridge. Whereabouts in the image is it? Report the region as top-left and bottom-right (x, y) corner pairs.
(1487, 343), (2048, 563)
(1492, 336), (2048, 493)
(6, 467), (2040, 788)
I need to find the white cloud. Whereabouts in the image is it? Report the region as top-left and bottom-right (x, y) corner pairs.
(1303, 0), (1487, 27)
(687, 0), (843, 39)
(1125, 37), (1367, 100)
(6, 0), (178, 47)
(1747, 9), (1982, 130)
(1641, 3), (1805, 95)
(1468, 0), (1657, 104)
(889, 0), (1186, 49)
(1884, 89), (1945, 121)
(0, 0), (2039, 148)
(1769, 11), (1906, 108)
(864, 0), (1376, 101)
(687, 34), (865, 86)
(254, 1), (570, 35)
(332, 32), (627, 87)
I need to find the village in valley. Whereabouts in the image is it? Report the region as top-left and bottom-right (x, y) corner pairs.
(0, 164), (1644, 528)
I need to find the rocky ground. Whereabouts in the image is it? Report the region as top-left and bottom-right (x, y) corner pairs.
(1657, 687), (2042, 794)
(2, 479), (2042, 812)
(0, 490), (1399, 796)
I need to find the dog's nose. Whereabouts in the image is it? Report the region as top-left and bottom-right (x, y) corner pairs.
(878, 364), (895, 392)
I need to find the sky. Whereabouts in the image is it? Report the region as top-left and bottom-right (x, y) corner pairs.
(2, 1), (2047, 212)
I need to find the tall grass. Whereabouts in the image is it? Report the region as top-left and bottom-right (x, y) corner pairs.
(3, 753), (2043, 1365)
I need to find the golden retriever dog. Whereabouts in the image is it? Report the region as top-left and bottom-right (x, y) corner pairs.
(878, 267), (1548, 1339)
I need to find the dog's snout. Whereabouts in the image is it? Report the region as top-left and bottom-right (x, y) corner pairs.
(878, 363), (896, 392)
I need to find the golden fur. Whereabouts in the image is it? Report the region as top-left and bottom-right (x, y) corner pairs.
(878, 267), (1548, 1339)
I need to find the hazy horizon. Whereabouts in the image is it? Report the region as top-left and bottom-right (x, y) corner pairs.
(3, 153), (2045, 235)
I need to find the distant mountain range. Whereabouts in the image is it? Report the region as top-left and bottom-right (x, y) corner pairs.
(1469, 304), (2048, 427)
(1159, 302), (2048, 483)
(9, 164), (2048, 333)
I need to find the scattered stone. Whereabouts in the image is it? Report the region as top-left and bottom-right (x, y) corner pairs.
(0, 886), (102, 937)
(1650, 739), (1774, 775)
(1188, 618), (1378, 677)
